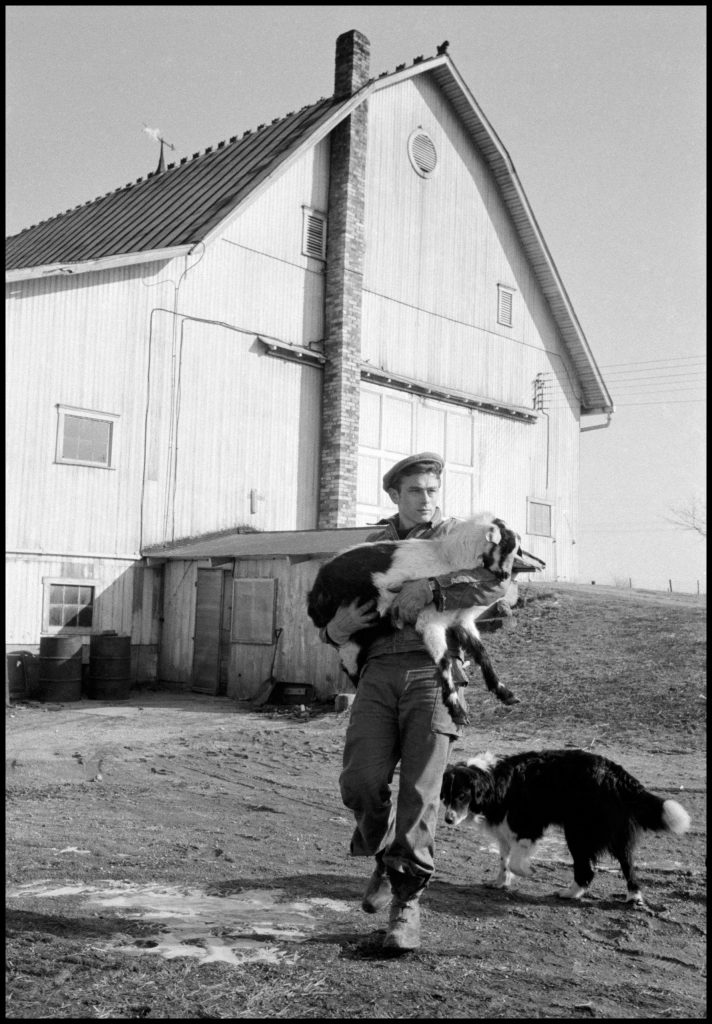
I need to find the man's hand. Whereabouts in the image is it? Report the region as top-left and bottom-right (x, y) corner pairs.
(390, 578), (434, 627)
(326, 598), (379, 645)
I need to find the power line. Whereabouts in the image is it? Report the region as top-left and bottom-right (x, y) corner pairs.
(596, 355), (706, 369)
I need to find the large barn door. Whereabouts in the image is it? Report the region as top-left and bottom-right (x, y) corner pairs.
(357, 384), (481, 524)
(192, 569), (230, 694)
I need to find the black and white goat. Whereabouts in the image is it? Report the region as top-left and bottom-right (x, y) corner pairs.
(307, 514), (526, 726)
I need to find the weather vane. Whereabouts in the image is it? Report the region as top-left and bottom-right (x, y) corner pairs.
(142, 124), (176, 173)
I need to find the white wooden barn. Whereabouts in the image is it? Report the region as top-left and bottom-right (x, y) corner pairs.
(5, 31), (613, 699)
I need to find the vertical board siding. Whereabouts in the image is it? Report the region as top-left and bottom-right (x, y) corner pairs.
(5, 553), (157, 648)
(7, 141), (329, 563)
(154, 318), (322, 540)
(362, 78), (573, 405)
(158, 558), (345, 698)
(230, 558), (344, 700)
(356, 77), (581, 580)
(6, 265), (169, 557)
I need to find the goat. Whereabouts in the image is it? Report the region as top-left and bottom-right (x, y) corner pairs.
(307, 514), (527, 726)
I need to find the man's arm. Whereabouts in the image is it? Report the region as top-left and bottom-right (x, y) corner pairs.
(391, 568), (510, 624)
(320, 598), (379, 647)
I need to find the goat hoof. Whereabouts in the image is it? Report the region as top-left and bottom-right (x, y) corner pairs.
(500, 692), (520, 706)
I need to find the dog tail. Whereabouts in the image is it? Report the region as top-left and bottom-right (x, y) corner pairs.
(632, 789), (691, 835)
(661, 799), (691, 835)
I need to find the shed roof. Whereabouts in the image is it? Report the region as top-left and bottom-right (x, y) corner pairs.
(143, 527), (376, 561)
(5, 47), (613, 414)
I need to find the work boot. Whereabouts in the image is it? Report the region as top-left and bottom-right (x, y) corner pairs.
(383, 894), (421, 953)
(361, 854), (391, 914)
(382, 870), (426, 952)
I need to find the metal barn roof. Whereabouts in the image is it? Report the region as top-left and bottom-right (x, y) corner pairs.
(5, 97), (341, 271)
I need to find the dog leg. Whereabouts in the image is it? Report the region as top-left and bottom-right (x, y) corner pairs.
(563, 828), (596, 897)
(612, 837), (645, 905)
(492, 842), (514, 889)
(556, 880), (587, 900)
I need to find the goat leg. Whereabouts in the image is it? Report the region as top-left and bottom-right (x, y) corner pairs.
(437, 642), (470, 726)
(457, 627), (520, 706)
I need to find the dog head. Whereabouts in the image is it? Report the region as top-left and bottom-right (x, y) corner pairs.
(481, 518), (521, 581)
(441, 754), (495, 825)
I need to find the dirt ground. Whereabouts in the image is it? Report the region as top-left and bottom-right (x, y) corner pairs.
(6, 583), (707, 1019)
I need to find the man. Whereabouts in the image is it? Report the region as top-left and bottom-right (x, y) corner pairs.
(322, 452), (512, 953)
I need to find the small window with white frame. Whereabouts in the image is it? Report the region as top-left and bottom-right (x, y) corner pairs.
(301, 207), (327, 260)
(527, 498), (552, 537)
(42, 578), (95, 632)
(497, 284), (515, 328)
(55, 405), (118, 469)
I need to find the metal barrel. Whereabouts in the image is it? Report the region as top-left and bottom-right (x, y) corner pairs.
(88, 634), (131, 700)
(37, 636), (83, 702)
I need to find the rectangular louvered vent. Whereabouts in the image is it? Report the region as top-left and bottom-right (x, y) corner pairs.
(527, 499), (552, 537)
(302, 207), (327, 260)
(497, 284), (514, 327)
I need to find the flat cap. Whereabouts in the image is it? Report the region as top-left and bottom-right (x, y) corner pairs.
(383, 452), (444, 492)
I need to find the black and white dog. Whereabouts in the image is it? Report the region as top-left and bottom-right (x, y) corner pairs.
(440, 750), (691, 903)
(307, 514), (529, 725)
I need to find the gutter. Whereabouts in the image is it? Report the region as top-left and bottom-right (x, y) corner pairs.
(6, 245), (192, 283)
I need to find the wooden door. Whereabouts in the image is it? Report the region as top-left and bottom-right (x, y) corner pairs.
(192, 569), (224, 694)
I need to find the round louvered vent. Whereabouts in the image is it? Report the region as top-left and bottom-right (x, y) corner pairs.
(408, 129), (437, 177)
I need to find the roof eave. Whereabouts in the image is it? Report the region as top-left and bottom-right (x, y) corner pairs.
(399, 57), (613, 414)
(6, 245), (192, 282)
(142, 526), (376, 561)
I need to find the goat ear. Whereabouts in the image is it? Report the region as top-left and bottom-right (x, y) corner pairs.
(485, 521), (502, 546)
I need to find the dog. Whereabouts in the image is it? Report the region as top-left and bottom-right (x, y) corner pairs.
(440, 750), (691, 903)
(307, 514), (533, 725)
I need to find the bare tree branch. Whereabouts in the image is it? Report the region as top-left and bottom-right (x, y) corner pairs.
(666, 497), (707, 537)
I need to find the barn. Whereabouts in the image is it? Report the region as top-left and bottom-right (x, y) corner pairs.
(5, 30), (613, 700)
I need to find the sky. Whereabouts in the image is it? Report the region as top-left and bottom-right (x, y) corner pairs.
(6, 5), (707, 593)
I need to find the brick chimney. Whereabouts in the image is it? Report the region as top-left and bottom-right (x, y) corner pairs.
(334, 29), (371, 99)
(318, 31), (370, 528)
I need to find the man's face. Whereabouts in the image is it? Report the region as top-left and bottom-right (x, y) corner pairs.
(389, 472), (441, 530)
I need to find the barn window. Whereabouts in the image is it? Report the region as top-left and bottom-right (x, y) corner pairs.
(497, 285), (515, 328)
(55, 405), (118, 469)
(408, 129), (438, 178)
(42, 579), (95, 632)
(527, 499), (552, 538)
(302, 207), (327, 260)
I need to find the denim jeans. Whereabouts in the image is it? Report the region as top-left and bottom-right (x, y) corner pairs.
(339, 651), (462, 882)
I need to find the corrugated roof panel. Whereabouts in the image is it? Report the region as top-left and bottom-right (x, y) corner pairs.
(5, 98), (336, 269)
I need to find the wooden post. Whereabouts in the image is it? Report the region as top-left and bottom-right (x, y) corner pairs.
(668, 579), (673, 593)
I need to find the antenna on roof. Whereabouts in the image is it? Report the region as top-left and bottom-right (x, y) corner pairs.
(142, 124), (176, 174)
